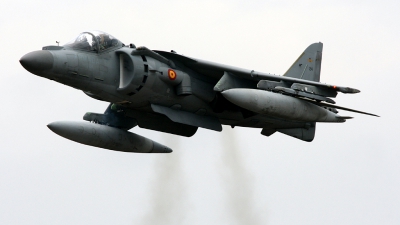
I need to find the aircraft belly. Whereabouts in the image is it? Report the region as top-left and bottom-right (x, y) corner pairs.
(151, 104), (222, 131)
(228, 114), (310, 129)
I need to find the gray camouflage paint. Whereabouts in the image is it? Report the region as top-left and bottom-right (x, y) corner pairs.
(19, 31), (377, 151)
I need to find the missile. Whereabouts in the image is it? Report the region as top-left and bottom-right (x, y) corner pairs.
(47, 121), (172, 153)
(222, 88), (345, 123)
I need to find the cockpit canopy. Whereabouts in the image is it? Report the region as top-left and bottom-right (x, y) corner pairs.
(64, 31), (122, 53)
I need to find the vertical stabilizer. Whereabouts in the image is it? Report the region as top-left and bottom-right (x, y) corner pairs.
(283, 43), (323, 82)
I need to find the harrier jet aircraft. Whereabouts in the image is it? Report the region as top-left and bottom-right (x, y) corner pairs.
(20, 30), (378, 153)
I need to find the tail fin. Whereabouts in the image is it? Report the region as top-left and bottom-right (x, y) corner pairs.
(283, 42), (323, 82)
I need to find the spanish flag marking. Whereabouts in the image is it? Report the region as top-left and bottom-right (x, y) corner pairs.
(168, 69), (177, 80)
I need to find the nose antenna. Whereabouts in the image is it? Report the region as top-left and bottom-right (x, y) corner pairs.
(56, 41), (59, 46)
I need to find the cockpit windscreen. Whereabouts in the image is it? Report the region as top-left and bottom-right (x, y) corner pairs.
(64, 31), (121, 52)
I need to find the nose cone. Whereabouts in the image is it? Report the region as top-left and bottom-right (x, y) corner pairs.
(20, 50), (54, 73)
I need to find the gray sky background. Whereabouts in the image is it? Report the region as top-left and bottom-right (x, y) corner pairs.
(1, 0), (399, 224)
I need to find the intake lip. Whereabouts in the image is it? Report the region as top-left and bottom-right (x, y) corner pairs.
(20, 50), (54, 72)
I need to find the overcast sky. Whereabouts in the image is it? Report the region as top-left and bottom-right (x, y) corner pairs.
(1, 0), (399, 224)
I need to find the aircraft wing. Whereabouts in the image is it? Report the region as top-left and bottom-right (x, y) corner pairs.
(154, 50), (360, 95)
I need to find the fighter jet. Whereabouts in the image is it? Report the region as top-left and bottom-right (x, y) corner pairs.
(20, 30), (378, 153)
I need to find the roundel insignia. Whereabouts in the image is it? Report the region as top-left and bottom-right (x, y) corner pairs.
(168, 69), (177, 80)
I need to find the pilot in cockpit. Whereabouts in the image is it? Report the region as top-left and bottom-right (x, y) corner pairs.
(97, 34), (115, 51)
(64, 31), (121, 52)
(97, 34), (108, 50)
